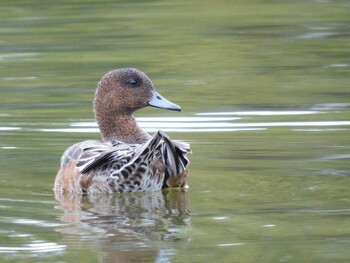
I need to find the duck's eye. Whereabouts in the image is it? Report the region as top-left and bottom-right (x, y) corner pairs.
(129, 79), (138, 87)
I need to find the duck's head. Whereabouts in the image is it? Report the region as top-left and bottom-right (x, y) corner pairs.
(94, 68), (181, 115)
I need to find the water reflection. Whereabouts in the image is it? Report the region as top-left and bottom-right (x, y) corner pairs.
(55, 190), (190, 262)
(0, 197), (67, 257)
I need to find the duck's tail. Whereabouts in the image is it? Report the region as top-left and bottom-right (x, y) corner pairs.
(158, 130), (191, 188)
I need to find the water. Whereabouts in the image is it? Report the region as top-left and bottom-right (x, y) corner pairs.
(1, 0), (350, 262)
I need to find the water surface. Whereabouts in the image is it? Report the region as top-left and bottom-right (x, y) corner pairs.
(1, 1), (350, 262)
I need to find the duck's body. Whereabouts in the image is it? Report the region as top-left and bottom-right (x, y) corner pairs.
(54, 68), (190, 195)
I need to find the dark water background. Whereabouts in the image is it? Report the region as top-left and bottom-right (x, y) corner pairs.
(0, 1), (350, 262)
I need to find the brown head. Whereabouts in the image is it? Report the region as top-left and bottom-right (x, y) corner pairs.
(93, 68), (181, 142)
(94, 68), (181, 116)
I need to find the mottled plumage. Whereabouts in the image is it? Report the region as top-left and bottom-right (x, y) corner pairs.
(54, 68), (191, 195)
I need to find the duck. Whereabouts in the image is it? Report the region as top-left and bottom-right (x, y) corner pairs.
(54, 68), (191, 195)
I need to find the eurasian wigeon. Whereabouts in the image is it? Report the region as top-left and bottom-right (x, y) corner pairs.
(54, 68), (191, 195)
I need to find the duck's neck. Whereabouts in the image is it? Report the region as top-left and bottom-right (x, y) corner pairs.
(96, 112), (150, 144)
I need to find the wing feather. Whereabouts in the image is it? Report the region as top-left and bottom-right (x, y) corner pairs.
(60, 140), (136, 175)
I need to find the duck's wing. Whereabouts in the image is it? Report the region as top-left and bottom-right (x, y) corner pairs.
(78, 141), (136, 174)
(55, 140), (136, 194)
(59, 140), (134, 174)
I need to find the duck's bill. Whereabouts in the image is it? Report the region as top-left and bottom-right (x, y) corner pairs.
(148, 90), (181, 112)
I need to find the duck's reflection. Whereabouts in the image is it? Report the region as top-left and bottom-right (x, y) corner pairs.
(55, 189), (190, 262)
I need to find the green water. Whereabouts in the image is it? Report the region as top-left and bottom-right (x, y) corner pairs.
(1, 0), (350, 262)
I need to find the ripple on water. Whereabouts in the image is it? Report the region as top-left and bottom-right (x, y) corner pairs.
(0, 242), (66, 254)
(1, 107), (349, 134)
(0, 198), (66, 257)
